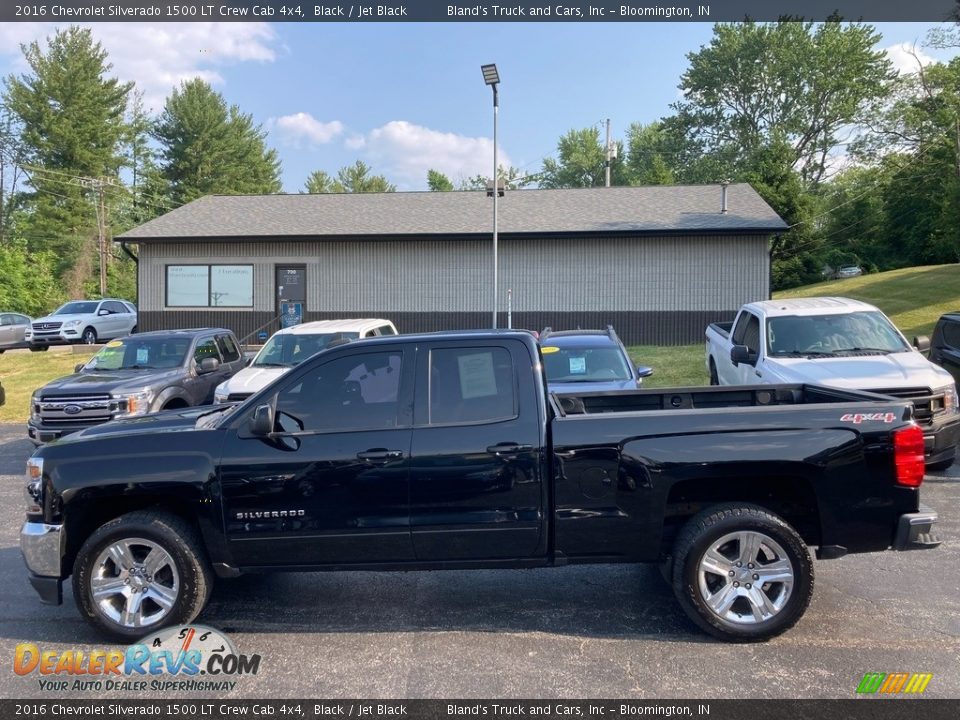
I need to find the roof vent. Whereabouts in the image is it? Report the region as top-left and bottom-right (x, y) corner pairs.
(721, 180), (730, 214)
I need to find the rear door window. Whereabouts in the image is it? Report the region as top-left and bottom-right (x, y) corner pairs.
(429, 347), (516, 425)
(194, 338), (222, 364)
(216, 334), (241, 362)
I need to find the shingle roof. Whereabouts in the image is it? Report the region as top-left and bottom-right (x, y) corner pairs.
(118, 183), (787, 240)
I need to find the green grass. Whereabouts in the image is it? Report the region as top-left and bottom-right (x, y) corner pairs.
(628, 344), (706, 388)
(774, 263), (960, 341)
(0, 350), (94, 424)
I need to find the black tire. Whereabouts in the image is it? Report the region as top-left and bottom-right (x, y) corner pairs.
(670, 503), (813, 642)
(29, 345), (49, 352)
(131, 325), (138, 334)
(708, 358), (719, 386)
(72, 510), (213, 642)
(928, 456), (955, 472)
(81, 327), (98, 345)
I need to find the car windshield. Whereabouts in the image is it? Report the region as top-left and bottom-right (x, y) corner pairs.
(253, 332), (360, 367)
(767, 311), (909, 356)
(84, 337), (190, 371)
(542, 344), (633, 382)
(54, 302), (98, 315)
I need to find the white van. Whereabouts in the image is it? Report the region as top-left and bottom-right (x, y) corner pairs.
(214, 318), (398, 403)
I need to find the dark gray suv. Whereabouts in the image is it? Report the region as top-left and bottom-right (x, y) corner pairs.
(28, 328), (246, 445)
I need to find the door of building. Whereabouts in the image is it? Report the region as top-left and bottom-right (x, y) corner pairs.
(276, 266), (306, 328)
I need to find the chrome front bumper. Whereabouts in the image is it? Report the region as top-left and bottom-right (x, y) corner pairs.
(21, 522), (64, 604)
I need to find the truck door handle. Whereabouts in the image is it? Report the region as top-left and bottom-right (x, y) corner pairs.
(486, 443), (532, 456)
(356, 449), (404, 461)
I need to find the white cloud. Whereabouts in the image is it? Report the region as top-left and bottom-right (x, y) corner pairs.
(884, 42), (937, 76)
(274, 112), (344, 145)
(0, 22), (281, 112)
(345, 135), (367, 150)
(357, 120), (512, 189)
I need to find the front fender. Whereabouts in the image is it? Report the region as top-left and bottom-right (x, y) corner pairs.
(153, 386), (192, 410)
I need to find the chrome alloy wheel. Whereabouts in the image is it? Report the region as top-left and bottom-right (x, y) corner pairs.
(90, 537), (180, 629)
(696, 530), (794, 625)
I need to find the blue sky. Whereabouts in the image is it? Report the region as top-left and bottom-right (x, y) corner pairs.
(0, 21), (956, 192)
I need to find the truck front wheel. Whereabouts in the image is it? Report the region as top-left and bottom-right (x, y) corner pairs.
(670, 503), (813, 642)
(72, 510), (213, 641)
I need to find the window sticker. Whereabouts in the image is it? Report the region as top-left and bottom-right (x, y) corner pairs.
(541, 346), (560, 354)
(106, 340), (123, 347)
(136, 346), (150, 365)
(457, 352), (498, 399)
(569, 356), (586, 375)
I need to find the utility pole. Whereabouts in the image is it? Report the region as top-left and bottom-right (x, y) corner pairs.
(605, 118), (611, 188)
(82, 176), (111, 297)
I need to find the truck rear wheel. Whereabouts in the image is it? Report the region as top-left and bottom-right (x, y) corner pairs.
(670, 503), (813, 642)
(72, 510), (213, 641)
(708, 358), (719, 386)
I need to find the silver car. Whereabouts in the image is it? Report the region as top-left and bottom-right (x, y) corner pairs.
(0, 312), (32, 353)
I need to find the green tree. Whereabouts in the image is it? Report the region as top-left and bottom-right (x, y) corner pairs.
(3, 26), (132, 282)
(154, 79), (281, 204)
(624, 121), (676, 185)
(0, 241), (64, 315)
(427, 169), (454, 191)
(672, 21), (894, 187)
(303, 163), (395, 193)
(303, 170), (335, 194)
(457, 165), (534, 191)
(539, 127), (627, 188)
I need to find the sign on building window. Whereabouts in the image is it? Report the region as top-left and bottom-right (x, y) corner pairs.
(166, 265), (253, 307)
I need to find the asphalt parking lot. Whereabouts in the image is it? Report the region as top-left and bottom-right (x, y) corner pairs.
(0, 423), (957, 700)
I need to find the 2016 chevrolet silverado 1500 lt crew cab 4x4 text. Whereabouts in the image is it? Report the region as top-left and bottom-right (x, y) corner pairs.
(706, 297), (960, 470)
(21, 331), (940, 643)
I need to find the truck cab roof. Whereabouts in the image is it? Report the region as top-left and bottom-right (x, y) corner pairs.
(744, 297), (880, 318)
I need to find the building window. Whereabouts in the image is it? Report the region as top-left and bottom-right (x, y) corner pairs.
(166, 265), (253, 307)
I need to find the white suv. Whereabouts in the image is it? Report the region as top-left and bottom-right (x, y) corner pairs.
(214, 318), (398, 403)
(26, 299), (138, 347)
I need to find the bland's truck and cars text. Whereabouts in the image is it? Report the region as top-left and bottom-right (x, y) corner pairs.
(21, 331), (940, 643)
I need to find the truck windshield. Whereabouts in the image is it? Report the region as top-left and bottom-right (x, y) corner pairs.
(767, 311), (909, 356)
(84, 338), (190, 371)
(54, 302), (99, 315)
(253, 332), (360, 367)
(542, 346), (633, 382)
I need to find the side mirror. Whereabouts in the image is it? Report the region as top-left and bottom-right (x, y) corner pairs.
(97, 309), (109, 316)
(731, 345), (756, 367)
(197, 357), (220, 374)
(913, 336), (930, 353)
(636, 365), (654, 379)
(249, 404), (274, 437)
(74, 363), (86, 373)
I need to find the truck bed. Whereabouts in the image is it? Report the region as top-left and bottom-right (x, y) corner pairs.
(707, 321), (734, 339)
(552, 384), (904, 416)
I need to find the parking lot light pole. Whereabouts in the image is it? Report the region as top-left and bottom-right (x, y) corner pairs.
(482, 63), (500, 328)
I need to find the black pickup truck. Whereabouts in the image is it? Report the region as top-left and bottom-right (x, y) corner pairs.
(20, 331), (940, 642)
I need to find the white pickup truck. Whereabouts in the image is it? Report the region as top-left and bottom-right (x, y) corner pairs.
(705, 297), (960, 470)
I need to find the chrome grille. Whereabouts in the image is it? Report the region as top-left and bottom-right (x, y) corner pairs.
(865, 387), (942, 427)
(37, 394), (116, 425)
(31, 321), (62, 332)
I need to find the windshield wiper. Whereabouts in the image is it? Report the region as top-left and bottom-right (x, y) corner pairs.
(829, 347), (894, 355)
(772, 350), (835, 358)
(254, 362), (291, 368)
(125, 364), (157, 369)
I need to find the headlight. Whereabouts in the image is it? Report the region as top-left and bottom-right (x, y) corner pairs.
(30, 391), (40, 421)
(945, 384), (959, 415)
(213, 382), (229, 404)
(25, 457), (43, 513)
(113, 390), (153, 417)
(64, 319), (82, 327)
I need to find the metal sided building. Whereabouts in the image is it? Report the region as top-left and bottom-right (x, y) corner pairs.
(117, 184), (787, 345)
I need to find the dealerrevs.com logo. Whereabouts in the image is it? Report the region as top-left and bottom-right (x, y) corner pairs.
(14, 625), (261, 692)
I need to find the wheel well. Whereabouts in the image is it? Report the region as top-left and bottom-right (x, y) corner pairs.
(662, 475), (821, 553)
(63, 497), (198, 577)
(162, 397), (189, 410)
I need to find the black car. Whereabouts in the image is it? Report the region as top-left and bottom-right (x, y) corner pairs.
(930, 312), (960, 386)
(27, 328), (246, 444)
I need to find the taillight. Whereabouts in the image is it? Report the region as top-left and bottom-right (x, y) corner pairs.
(893, 425), (925, 487)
